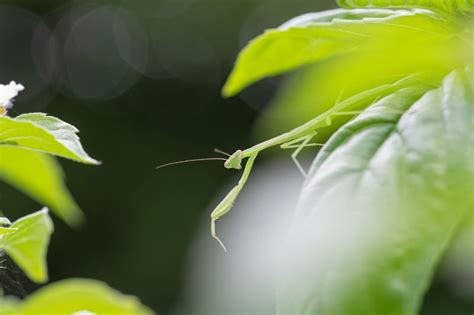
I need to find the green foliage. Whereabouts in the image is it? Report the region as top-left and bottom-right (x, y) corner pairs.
(279, 68), (473, 315)
(0, 112), (100, 224)
(222, 8), (456, 97)
(0, 85), (151, 310)
(224, 1), (473, 314)
(0, 209), (53, 283)
(0, 113), (99, 165)
(0, 147), (83, 225)
(254, 20), (468, 139)
(0, 279), (153, 314)
(337, 0), (474, 18)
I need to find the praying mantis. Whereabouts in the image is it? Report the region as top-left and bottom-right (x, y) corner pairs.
(157, 73), (430, 250)
(208, 74), (431, 251)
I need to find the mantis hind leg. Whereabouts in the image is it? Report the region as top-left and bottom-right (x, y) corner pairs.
(281, 132), (321, 177)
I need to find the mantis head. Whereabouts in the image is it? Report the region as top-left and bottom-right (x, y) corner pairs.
(224, 150), (243, 170)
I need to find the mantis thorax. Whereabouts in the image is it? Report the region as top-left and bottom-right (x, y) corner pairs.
(224, 150), (243, 170)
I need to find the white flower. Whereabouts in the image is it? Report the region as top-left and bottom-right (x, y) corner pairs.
(0, 81), (25, 110)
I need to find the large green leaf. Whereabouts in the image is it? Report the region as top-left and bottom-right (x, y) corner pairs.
(0, 147), (83, 225)
(0, 209), (53, 283)
(0, 278), (154, 315)
(252, 25), (468, 139)
(222, 9), (449, 96)
(337, 0), (474, 18)
(278, 68), (473, 315)
(0, 113), (99, 165)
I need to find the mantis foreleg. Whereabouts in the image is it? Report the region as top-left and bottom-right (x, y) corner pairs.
(210, 152), (258, 251)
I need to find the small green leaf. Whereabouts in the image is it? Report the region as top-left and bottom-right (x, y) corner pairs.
(278, 68), (473, 315)
(0, 113), (100, 165)
(222, 9), (447, 96)
(0, 209), (53, 283)
(0, 147), (83, 225)
(0, 278), (154, 315)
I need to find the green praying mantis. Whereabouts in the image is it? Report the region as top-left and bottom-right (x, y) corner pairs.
(158, 74), (430, 251)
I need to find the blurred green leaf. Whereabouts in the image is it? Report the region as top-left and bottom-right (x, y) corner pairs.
(254, 27), (467, 139)
(0, 113), (99, 165)
(0, 227), (17, 236)
(0, 297), (17, 314)
(0, 278), (154, 315)
(278, 68), (473, 315)
(249, 5), (471, 139)
(439, 211), (474, 299)
(222, 8), (449, 97)
(337, 0), (474, 18)
(0, 209), (53, 283)
(0, 147), (83, 225)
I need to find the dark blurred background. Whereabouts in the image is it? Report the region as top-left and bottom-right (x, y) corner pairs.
(0, 1), (471, 314)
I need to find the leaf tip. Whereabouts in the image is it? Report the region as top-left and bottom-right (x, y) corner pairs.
(65, 210), (86, 229)
(87, 157), (102, 166)
(31, 271), (49, 284)
(221, 80), (238, 98)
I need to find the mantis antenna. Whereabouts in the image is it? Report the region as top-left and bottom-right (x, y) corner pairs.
(214, 148), (231, 157)
(156, 158), (227, 170)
